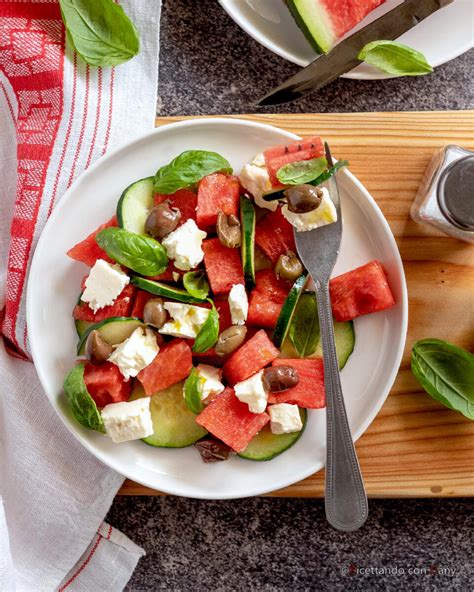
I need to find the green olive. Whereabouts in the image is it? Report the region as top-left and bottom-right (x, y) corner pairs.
(215, 325), (247, 356)
(145, 202), (181, 239)
(284, 184), (323, 213)
(275, 251), (303, 281)
(216, 212), (241, 248)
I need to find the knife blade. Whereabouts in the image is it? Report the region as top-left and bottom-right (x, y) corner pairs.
(257, 0), (452, 106)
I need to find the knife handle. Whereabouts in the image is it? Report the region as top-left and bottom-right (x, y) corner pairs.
(315, 280), (368, 532)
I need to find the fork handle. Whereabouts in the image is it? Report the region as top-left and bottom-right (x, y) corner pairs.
(314, 280), (368, 531)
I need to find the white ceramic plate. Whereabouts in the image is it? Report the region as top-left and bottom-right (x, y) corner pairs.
(27, 118), (408, 499)
(219, 0), (474, 78)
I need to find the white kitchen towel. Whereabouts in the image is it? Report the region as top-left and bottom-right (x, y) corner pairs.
(0, 1), (161, 589)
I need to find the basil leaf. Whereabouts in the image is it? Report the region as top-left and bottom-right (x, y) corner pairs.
(358, 41), (433, 77)
(154, 151), (232, 194)
(411, 339), (474, 420)
(192, 302), (219, 354)
(96, 227), (168, 276)
(289, 292), (320, 358)
(64, 363), (105, 432)
(183, 271), (209, 300)
(276, 157), (328, 185)
(184, 368), (203, 414)
(310, 160), (349, 186)
(59, 0), (140, 67)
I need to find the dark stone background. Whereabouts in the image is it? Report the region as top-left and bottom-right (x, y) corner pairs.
(107, 1), (474, 590)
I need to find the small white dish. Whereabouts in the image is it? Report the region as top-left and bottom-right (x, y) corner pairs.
(27, 118), (408, 499)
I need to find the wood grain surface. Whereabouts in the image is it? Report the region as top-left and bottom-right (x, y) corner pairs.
(119, 111), (474, 498)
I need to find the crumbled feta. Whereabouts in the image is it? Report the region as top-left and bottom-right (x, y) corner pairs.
(81, 259), (129, 312)
(101, 397), (154, 443)
(159, 302), (210, 339)
(162, 219), (207, 271)
(281, 187), (337, 232)
(234, 370), (268, 414)
(268, 403), (303, 435)
(228, 284), (248, 326)
(108, 327), (159, 381)
(196, 364), (225, 400)
(239, 152), (279, 212)
(172, 271), (181, 283)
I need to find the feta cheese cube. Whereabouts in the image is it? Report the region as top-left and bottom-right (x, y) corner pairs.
(81, 259), (130, 312)
(268, 403), (303, 435)
(196, 364), (225, 400)
(108, 327), (159, 381)
(239, 152), (279, 212)
(281, 187), (337, 232)
(159, 302), (210, 339)
(101, 397), (154, 443)
(234, 370), (267, 414)
(228, 283), (248, 326)
(162, 219), (207, 271)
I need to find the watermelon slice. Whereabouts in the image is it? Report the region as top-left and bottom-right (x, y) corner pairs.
(287, 0), (386, 54)
(138, 339), (193, 395)
(263, 136), (324, 188)
(248, 270), (291, 328)
(202, 238), (245, 295)
(83, 361), (131, 408)
(255, 207), (296, 264)
(196, 387), (269, 452)
(73, 284), (135, 322)
(67, 216), (117, 267)
(268, 358), (326, 409)
(330, 260), (395, 322)
(223, 329), (280, 385)
(154, 188), (197, 226)
(197, 173), (241, 228)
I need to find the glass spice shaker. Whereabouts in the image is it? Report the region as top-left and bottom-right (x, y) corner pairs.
(411, 145), (474, 243)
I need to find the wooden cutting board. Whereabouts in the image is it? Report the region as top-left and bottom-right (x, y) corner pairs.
(119, 111), (474, 498)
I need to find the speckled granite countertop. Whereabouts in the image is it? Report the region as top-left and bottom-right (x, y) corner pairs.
(107, 1), (473, 590)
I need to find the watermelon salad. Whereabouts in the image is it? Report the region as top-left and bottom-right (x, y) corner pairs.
(63, 136), (396, 463)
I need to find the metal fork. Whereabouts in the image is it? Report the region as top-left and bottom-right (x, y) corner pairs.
(293, 143), (368, 531)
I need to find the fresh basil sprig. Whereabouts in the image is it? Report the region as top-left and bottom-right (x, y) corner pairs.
(59, 0), (140, 67)
(411, 339), (474, 420)
(277, 157), (328, 186)
(184, 368), (204, 414)
(358, 41), (433, 77)
(192, 302), (219, 354)
(183, 271), (209, 300)
(64, 363), (105, 432)
(154, 151), (232, 194)
(96, 227), (168, 276)
(310, 160), (349, 186)
(289, 292), (320, 358)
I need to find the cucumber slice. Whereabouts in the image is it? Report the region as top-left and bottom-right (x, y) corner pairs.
(131, 382), (208, 447)
(238, 408), (307, 461)
(131, 276), (207, 304)
(272, 274), (307, 348)
(77, 316), (144, 356)
(240, 195), (256, 287)
(75, 319), (93, 339)
(117, 177), (154, 234)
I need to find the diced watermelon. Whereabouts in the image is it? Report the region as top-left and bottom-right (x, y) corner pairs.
(214, 296), (233, 331)
(83, 361), (131, 408)
(223, 329), (279, 385)
(148, 262), (184, 282)
(248, 270), (291, 328)
(196, 173), (241, 228)
(154, 189), (197, 226)
(73, 284), (135, 322)
(203, 238), (245, 295)
(192, 348), (225, 368)
(330, 260), (395, 322)
(269, 358), (326, 409)
(138, 339), (193, 396)
(130, 289), (153, 319)
(264, 136), (324, 187)
(67, 216), (117, 267)
(196, 387), (269, 452)
(255, 207), (296, 263)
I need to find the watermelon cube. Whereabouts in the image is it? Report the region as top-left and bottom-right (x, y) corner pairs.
(214, 296), (233, 332)
(223, 329), (280, 385)
(248, 270), (291, 328)
(130, 289), (153, 319)
(67, 216), (117, 267)
(264, 136), (324, 187)
(138, 339), (193, 395)
(197, 173), (241, 228)
(330, 260), (395, 322)
(148, 262), (183, 282)
(154, 189), (197, 226)
(269, 358), (326, 409)
(203, 238), (245, 295)
(73, 284), (135, 322)
(255, 207), (296, 263)
(83, 361), (131, 408)
(196, 387), (269, 452)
